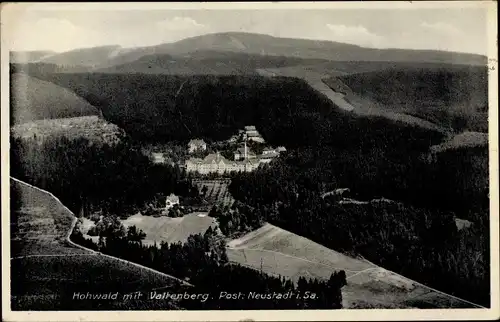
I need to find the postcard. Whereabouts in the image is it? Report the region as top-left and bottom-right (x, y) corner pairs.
(1, 1), (498, 321)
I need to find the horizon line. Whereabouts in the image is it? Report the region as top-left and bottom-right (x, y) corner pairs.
(8, 31), (489, 57)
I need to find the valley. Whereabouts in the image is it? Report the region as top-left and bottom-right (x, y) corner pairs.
(8, 30), (491, 311)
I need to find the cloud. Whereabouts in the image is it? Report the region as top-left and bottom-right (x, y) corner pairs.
(10, 17), (106, 52)
(420, 22), (462, 36)
(325, 24), (384, 47)
(156, 17), (206, 31)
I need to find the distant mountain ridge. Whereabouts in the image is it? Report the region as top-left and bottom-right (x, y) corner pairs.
(12, 32), (487, 69)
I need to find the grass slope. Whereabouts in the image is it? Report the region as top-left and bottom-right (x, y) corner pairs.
(227, 223), (481, 309)
(10, 73), (100, 125)
(10, 179), (183, 310)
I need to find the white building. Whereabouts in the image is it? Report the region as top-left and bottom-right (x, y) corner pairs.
(188, 139), (207, 153)
(244, 125), (265, 143)
(185, 152), (261, 174)
(165, 193), (180, 210)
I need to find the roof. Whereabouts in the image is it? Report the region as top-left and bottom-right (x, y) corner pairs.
(244, 125), (257, 131)
(188, 139), (206, 145)
(276, 146), (287, 152)
(167, 193), (179, 202)
(261, 151), (279, 159)
(202, 153), (230, 164)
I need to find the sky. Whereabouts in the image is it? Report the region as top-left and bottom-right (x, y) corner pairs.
(4, 3), (492, 56)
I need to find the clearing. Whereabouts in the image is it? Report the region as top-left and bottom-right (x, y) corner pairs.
(120, 212), (217, 245)
(227, 223), (482, 309)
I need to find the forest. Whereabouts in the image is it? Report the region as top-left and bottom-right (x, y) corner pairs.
(70, 219), (346, 309)
(228, 153), (490, 307)
(10, 135), (198, 217)
(334, 66), (488, 132)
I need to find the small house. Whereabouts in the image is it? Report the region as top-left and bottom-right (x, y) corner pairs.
(188, 139), (207, 153)
(165, 193), (180, 210)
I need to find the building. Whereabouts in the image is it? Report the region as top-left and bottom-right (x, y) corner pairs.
(276, 146), (287, 153)
(151, 152), (166, 164)
(244, 125), (259, 136)
(185, 152), (261, 174)
(243, 125), (265, 143)
(234, 145), (257, 161)
(165, 193), (180, 209)
(259, 150), (279, 163)
(188, 139), (207, 153)
(262, 147), (276, 155)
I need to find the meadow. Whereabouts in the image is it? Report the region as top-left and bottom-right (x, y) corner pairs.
(226, 223), (482, 309)
(120, 213), (217, 245)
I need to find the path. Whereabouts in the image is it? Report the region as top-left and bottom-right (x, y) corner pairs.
(10, 177), (194, 288)
(227, 246), (362, 273)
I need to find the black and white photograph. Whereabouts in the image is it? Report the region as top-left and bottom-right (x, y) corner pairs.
(1, 2), (498, 321)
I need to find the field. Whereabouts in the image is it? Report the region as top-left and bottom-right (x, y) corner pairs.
(227, 223), (482, 309)
(10, 116), (125, 146)
(10, 73), (100, 125)
(120, 213), (217, 246)
(10, 178), (184, 310)
(194, 180), (235, 208)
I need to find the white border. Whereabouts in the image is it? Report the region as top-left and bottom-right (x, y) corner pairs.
(1, 2), (498, 321)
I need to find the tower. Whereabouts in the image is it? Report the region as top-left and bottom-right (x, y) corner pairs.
(244, 137), (248, 160)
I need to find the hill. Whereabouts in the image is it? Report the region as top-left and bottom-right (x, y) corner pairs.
(10, 178), (184, 310)
(38, 45), (121, 68)
(10, 50), (56, 63)
(10, 116), (125, 146)
(226, 223), (482, 308)
(324, 65), (488, 132)
(97, 51), (326, 75)
(10, 73), (101, 125)
(147, 32), (486, 65)
(14, 32), (486, 71)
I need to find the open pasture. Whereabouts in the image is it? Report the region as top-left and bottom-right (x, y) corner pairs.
(121, 213), (217, 245)
(227, 223), (481, 309)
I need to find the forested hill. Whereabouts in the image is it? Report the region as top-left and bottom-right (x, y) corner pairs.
(13, 71), (445, 148)
(328, 65), (489, 132)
